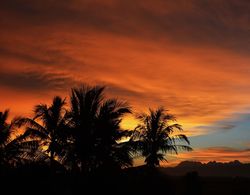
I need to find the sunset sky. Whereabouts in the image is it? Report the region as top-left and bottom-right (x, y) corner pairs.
(1, 0), (250, 166)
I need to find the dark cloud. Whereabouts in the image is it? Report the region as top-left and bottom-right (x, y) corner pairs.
(0, 47), (53, 65)
(0, 70), (76, 92)
(220, 124), (236, 130)
(194, 123), (235, 134)
(0, 45), (82, 67)
(2, 0), (250, 53)
(105, 83), (145, 99)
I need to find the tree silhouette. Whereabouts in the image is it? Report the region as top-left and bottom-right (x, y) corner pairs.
(68, 85), (133, 173)
(18, 96), (69, 169)
(94, 99), (133, 171)
(133, 107), (192, 168)
(0, 110), (38, 167)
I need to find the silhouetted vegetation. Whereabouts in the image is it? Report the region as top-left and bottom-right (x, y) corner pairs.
(17, 96), (69, 172)
(67, 85), (133, 174)
(1, 85), (191, 172)
(0, 110), (39, 168)
(132, 107), (192, 168)
(2, 84), (248, 194)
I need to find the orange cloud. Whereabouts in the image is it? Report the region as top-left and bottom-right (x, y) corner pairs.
(1, 0), (250, 141)
(162, 147), (250, 167)
(2, 28), (250, 134)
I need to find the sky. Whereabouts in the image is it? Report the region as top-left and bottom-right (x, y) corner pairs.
(1, 0), (250, 166)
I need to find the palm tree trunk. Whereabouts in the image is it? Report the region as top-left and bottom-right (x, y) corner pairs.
(50, 151), (54, 167)
(50, 136), (55, 173)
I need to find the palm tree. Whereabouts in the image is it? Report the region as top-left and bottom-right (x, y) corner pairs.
(0, 110), (38, 167)
(68, 85), (104, 172)
(94, 99), (133, 170)
(68, 85), (133, 173)
(133, 107), (192, 168)
(18, 96), (69, 169)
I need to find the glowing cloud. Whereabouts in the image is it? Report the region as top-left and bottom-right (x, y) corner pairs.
(1, 0), (250, 163)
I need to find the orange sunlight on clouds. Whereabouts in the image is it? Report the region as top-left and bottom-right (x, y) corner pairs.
(2, 0), (250, 164)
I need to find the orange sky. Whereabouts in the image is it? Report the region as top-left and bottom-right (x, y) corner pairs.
(1, 0), (250, 165)
(162, 147), (250, 167)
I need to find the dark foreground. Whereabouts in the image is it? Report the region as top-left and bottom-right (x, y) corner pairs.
(1, 165), (250, 195)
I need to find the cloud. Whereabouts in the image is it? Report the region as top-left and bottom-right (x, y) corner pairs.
(0, 70), (76, 92)
(2, 0), (250, 140)
(182, 147), (250, 163)
(191, 111), (250, 133)
(0, 47), (54, 65)
(164, 147), (250, 166)
(0, 43), (82, 69)
(105, 83), (145, 100)
(2, 0), (250, 53)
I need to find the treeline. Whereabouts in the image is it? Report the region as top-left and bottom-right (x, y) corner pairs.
(0, 84), (192, 175)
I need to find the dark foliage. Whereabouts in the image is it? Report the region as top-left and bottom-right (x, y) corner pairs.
(0, 84), (196, 194)
(132, 107), (192, 167)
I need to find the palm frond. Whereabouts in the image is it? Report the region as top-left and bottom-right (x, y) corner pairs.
(16, 118), (47, 134)
(165, 123), (183, 134)
(22, 128), (48, 140)
(34, 104), (48, 119)
(173, 134), (190, 144)
(0, 109), (9, 126)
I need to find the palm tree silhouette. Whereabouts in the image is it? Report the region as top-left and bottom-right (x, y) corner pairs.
(18, 96), (69, 169)
(133, 107), (192, 168)
(68, 85), (133, 172)
(94, 99), (133, 170)
(0, 110), (38, 167)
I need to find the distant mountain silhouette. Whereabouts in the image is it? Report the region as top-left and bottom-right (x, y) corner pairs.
(177, 161), (203, 167)
(160, 160), (250, 177)
(177, 160), (243, 168)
